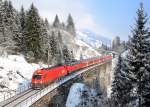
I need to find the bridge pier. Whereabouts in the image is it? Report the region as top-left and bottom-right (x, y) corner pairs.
(76, 61), (112, 96)
(97, 62), (112, 96)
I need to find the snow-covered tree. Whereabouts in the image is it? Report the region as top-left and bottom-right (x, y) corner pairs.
(0, 0), (21, 54)
(39, 18), (49, 61)
(61, 22), (66, 30)
(20, 6), (26, 32)
(63, 45), (71, 63)
(25, 3), (42, 60)
(111, 55), (132, 107)
(18, 6), (27, 53)
(66, 14), (76, 36)
(49, 31), (59, 65)
(44, 18), (50, 29)
(124, 3), (150, 106)
(111, 55), (123, 106)
(57, 31), (65, 64)
(53, 14), (60, 28)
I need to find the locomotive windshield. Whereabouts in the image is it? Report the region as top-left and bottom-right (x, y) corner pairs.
(33, 74), (42, 80)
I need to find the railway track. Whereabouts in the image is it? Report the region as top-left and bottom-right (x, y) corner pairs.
(0, 89), (39, 107)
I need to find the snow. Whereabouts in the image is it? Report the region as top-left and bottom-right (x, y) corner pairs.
(77, 29), (111, 48)
(75, 39), (101, 60)
(0, 55), (47, 102)
(48, 28), (102, 60)
(122, 50), (128, 58)
(66, 83), (85, 107)
(66, 83), (97, 107)
(107, 57), (118, 98)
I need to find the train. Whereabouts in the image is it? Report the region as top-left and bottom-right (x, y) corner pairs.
(31, 55), (113, 89)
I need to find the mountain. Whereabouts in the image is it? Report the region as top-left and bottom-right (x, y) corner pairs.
(77, 29), (111, 48)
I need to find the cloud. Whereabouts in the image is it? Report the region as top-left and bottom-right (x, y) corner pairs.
(11, 0), (99, 33)
(77, 14), (99, 32)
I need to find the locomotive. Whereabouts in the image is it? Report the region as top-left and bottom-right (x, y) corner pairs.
(31, 55), (112, 89)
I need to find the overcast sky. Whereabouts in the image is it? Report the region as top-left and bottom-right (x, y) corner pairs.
(11, 0), (150, 40)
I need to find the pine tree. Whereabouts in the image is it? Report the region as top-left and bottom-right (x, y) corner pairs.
(61, 22), (65, 30)
(0, 0), (20, 53)
(142, 18), (150, 107)
(49, 31), (59, 65)
(0, 0), (2, 11)
(20, 6), (26, 36)
(25, 4), (42, 60)
(53, 14), (60, 28)
(57, 31), (65, 64)
(19, 6), (26, 53)
(63, 45), (71, 63)
(7, 1), (21, 50)
(0, 0), (4, 43)
(111, 55), (132, 107)
(111, 55), (123, 106)
(0, 0), (4, 55)
(66, 14), (76, 36)
(125, 3), (150, 106)
(39, 18), (50, 62)
(47, 34), (51, 67)
(45, 18), (50, 29)
(13, 11), (22, 52)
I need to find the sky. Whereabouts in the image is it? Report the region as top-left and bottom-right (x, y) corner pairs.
(10, 0), (150, 40)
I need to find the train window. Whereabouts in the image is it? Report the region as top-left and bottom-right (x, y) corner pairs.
(57, 63), (63, 66)
(33, 75), (42, 80)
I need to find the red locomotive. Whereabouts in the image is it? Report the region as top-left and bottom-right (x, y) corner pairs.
(31, 55), (112, 89)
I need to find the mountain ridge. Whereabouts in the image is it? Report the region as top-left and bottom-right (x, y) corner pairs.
(77, 29), (111, 48)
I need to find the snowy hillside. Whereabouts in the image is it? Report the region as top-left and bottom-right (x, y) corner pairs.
(75, 39), (101, 59)
(48, 28), (102, 60)
(0, 55), (47, 101)
(77, 29), (111, 48)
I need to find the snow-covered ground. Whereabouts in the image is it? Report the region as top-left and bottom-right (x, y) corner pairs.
(0, 55), (47, 102)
